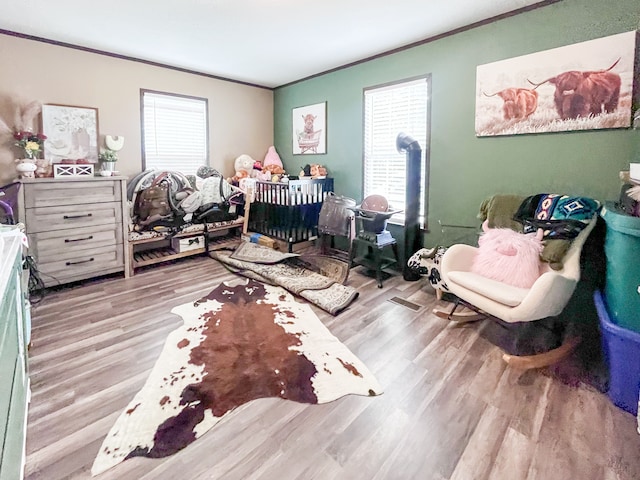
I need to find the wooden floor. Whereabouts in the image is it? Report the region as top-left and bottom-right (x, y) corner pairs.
(24, 254), (640, 480)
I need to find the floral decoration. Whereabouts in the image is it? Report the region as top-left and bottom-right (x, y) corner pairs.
(99, 148), (118, 162)
(14, 130), (47, 160)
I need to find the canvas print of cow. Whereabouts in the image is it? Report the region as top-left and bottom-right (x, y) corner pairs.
(475, 30), (636, 137)
(292, 102), (327, 154)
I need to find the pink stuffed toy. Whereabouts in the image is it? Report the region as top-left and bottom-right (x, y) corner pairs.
(263, 146), (283, 169)
(471, 220), (543, 288)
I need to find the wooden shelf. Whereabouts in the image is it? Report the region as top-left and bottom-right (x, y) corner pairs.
(133, 246), (207, 268)
(128, 226), (240, 275)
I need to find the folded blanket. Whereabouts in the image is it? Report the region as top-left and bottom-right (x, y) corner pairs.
(514, 194), (600, 239)
(478, 194), (526, 231)
(478, 194), (596, 271)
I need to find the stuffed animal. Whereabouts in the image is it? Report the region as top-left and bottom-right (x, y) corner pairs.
(15, 158), (37, 178)
(227, 154), (256, 184)
(233, 154), (255, 179)
(263, 146), (283, 169)
(299, 164), (311, 177)
(255, 170), (271, 182)
(263, 164), (285, 175)
(471, 220), (543, 288)
(310, 164), (327, 177)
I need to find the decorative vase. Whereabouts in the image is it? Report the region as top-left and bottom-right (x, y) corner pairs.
(102, 161), (116, 173)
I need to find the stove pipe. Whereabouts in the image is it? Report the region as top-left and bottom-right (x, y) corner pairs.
(396, 132), (422, 281)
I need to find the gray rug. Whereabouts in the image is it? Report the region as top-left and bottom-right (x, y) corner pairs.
(210, 243), (358, 315)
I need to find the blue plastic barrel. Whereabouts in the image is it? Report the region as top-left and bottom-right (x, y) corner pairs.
(600, 202), (640, 332)
(595, 290), (640, 415)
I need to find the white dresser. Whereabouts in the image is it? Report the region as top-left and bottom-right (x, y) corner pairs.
(17, 177), (130, 287)
(0, 229), (30, 480)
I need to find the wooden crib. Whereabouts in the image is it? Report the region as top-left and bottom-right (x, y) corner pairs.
(248, 178), (334, 251)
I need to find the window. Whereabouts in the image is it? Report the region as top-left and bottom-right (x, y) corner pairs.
(363, 77), (430, 226)
(141, 90), (209, 176)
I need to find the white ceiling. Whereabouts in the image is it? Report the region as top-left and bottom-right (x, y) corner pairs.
(1, 0), (546, 88)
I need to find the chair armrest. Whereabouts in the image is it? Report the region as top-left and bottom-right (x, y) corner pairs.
(512, 269), (578, 321)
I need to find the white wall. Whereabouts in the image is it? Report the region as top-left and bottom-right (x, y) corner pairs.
(0, 34), (274, 185)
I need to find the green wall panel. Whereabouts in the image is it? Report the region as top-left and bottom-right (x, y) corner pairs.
(274, 0), (640, 247)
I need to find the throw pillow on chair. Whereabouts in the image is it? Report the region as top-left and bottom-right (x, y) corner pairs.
(471, 220), (544, 289)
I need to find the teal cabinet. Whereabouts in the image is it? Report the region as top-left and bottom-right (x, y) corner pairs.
(0, 232), (30, 480)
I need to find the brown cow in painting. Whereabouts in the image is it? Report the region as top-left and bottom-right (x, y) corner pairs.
(484, 88), (539, 121)
(573, 70), (621, 117)
(302, 113), (316, 137)
(528, 58), (621, 119)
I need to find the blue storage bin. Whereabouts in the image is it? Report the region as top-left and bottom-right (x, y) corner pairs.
(595, 289), (640, 415)
(600, 202), (640, 332)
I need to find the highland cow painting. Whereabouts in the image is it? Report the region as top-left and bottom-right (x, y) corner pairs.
(475, 31), (636, 137)
(292, 102), (326, 155)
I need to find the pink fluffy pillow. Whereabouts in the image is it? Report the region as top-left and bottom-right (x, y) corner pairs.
(471, 221), (543, 288)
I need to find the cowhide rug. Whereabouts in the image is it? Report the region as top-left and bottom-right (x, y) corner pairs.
(91, 279), (381, 476)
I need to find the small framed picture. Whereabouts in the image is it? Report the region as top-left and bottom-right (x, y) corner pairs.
(292, 102), (326, 155)
(41, 104), (99, 163)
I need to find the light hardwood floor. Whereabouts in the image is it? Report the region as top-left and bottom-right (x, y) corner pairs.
(24, 254), (640, 480)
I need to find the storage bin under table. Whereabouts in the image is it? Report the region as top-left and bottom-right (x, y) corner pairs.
(171, 235), (205, 253)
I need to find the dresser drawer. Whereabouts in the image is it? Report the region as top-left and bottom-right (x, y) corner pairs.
(25, 202), (122, 234)
(23, 180), (121, 208)
(37, 244), (124, 286)
(29, 224), (123, 259)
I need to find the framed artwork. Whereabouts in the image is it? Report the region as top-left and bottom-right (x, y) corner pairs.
(292, 102), (326, 155)
(41, 104), (99, 163)
(475, 30), (636, 137)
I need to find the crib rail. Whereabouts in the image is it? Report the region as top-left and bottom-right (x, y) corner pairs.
(254, 178), (334, 206)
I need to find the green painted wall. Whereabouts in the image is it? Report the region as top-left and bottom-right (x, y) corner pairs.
(274, 0), (640, 248)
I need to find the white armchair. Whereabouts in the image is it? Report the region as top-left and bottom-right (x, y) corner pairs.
(435, 215), (598, 368)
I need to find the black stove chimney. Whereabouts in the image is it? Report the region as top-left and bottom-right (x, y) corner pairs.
(396, 132), (422, 281)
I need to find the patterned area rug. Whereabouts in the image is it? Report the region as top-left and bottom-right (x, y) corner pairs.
(211, 243), (356, 315)
(91, 279), (381, 476)
(229, 242), (350, 283)
(229, 240), (301, 263)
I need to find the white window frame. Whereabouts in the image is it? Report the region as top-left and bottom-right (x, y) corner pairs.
(363, 76), (430, 227)
(141, 89), (209, 176)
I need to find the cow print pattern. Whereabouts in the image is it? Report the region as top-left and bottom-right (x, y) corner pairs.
(92, 279), (381, 476)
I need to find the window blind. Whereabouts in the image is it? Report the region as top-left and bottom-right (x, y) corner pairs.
(142, 91), (208, 177)
(364, 78), (428, 226)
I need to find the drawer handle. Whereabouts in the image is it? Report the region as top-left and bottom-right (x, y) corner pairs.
(65, 258), (94, 266)
(65, 235), (94, 243)
(63, 213), (93, 220)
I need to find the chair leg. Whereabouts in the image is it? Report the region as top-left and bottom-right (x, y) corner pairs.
(502, 336), (582, 370)
(432, 299), (486, 323)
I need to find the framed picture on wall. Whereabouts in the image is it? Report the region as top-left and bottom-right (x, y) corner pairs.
(292, 102), (327, 155)
(41, 104), (99, 163)
(475, 30), (636, 137)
